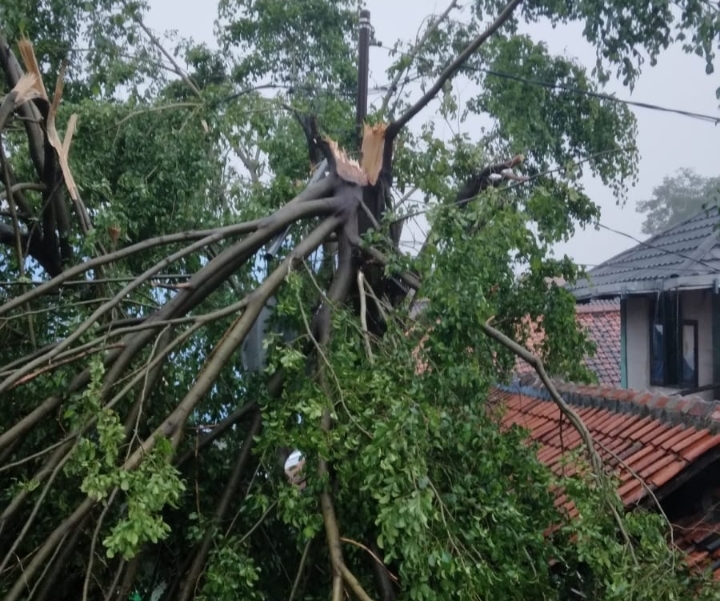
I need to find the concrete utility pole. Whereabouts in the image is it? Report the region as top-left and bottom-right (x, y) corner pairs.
(356, 9), (371, 147)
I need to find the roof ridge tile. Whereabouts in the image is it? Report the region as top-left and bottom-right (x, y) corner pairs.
(502, 377), (720, 433)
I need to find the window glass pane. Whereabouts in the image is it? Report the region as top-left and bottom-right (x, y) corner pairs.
(681, 322), (698, 388)
(651, 323), (665, 384)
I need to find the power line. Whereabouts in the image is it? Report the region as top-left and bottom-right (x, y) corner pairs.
(596, 222), (720, 273)
(377, 65), (720, 126)
(392, 180), (720, 275)
(63, 41), (720, 127)
(61, 34), (720, 126)
(466, 67), (720, 126)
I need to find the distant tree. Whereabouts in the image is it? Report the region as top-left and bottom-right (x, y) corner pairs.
(636, 168), (720, 235)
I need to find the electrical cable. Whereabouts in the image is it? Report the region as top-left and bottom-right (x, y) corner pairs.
(471, 67), (720, 126)
(375, 63), (720, 125)
(596, 222), (720, 273)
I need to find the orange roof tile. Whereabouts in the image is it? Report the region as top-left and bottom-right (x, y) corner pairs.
(490, 379), (720, 506)
(514, 299), (621, 386)
(490, 379), (720, 577)
(672, 504), (720, 578)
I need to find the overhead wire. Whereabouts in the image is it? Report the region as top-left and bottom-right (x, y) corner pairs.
(52, 38), (720, 127)
(469, 67), (720, 126)
(45, 33), (720, 267)
(378, 65), (720, 125)
(391, 170), (720, 275)
(596, 222), (720, 273)
(42, 27), (720, 126)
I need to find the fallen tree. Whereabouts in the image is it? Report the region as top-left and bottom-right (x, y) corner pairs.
(1, 0), (720, 599)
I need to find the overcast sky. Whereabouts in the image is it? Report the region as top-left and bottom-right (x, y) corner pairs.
(146, 0), (719, 269)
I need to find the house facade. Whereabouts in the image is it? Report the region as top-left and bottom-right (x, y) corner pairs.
(569, 206), (720, 400)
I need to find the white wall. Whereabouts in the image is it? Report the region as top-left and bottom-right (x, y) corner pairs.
(682, 290), (713, 393)
(624, 290), (714, 400)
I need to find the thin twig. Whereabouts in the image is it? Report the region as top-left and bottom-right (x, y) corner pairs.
(387, 0), (523, 136)
(593, 438), (673, 549)
(288, 539), (313, 601)
(357, 271), (374, 364)
(362, 276), (390, 327)
(237, 499), (278, 546)
(114, 102), (201, 128)
(349, 236), (421, 290)
(27, 530), (71, 600)
(380, 0), (460, 114)
(0, 180), (335, 316)
(0, 441), (78, 575)
(176, 401), (257, 467)
(0, 141), (36, 348)
(296, 269), (373, 440)
(126, 6), (202, 97)
(82, 489), (119, 601)
(0, 437), (73, 473)
(340, 537), (398, 582)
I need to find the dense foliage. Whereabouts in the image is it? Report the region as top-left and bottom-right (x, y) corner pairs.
(1, 1), (720, 600)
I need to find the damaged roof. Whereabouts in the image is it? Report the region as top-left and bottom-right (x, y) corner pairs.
(568, 205), (720, 300)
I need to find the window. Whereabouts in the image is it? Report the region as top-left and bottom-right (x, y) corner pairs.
(649, 292), (678, 386)
(648, 293), (699, 388)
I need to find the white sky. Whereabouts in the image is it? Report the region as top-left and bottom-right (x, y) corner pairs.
(146, 0), (719, 269)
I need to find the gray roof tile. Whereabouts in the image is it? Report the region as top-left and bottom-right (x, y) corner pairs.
(569, 205), (720, 299)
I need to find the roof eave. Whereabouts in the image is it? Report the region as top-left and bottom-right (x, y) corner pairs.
(569, 274), (720, 300)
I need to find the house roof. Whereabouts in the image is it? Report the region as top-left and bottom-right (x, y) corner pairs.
(489, 379), (720, 505)
(489, 378), (720, 574)
(568, 205), (720, 300)
(515, 299), (621, 386)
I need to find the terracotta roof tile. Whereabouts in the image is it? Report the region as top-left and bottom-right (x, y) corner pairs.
(496, 378), (720, 568)
(617, 478), (643, 501)
(637, 453), (675, 480)
(672, 502), (720, 578)
(490, 380), (720, 508)
(686, 434), (720, 462)
(514, 300), (621, 386)
(673, 430), (712, 454)
(648, 459), (687, 487)
(617, 441), (644, 461)
(654, 424), (688, 449)
(637, 422), (670, 445)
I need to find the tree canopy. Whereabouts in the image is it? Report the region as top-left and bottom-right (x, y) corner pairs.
(636, 167), (720, 235)
(2, 1), (720, 600)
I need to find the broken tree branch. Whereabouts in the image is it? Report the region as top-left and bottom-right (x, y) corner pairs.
(0, 32), (46, 175)
(3, 215), (344, 598)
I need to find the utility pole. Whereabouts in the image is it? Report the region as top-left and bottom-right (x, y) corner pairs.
(356, 9), (371, 147)
(242, 10), (372, 372)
